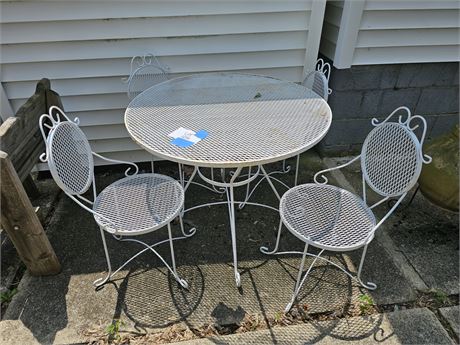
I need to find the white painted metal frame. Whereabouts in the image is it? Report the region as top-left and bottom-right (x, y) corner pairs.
(261, 106), (432, 312)
(125, 73), (332, 287)
(39, 106), (193, 289)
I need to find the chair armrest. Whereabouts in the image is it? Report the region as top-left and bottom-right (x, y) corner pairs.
(92, 152), (139, 177)
(314, 155), (361, 184)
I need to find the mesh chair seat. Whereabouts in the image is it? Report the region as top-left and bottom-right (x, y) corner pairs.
(280, 184), (376, 251)
(93, 174), (184, 236)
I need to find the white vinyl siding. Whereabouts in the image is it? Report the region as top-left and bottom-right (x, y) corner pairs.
(320, 0), (460, 68)
(0, 1), (327, 165)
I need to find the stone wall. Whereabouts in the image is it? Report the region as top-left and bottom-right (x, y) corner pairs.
(319, 61), (459, 155)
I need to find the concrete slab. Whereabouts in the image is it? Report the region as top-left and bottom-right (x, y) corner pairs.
(2, 157), (457, 345)
(3, 192), (364, 344)
(440, 306), (460, 338)
(385, 194), (459, 295)
(0, 320), (40, 345)
(170, 308), (454, 345)
(3, 158), (365, 344)
(344, 237), (418, 306)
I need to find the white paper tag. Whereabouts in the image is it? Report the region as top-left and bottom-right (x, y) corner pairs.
(168, 127), (201, 143)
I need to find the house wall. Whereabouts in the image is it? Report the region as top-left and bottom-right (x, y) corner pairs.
(321, 61), (459, 154)
(321, 0), (459, 69)
(0, 0), (326, 165)
(318, 0), (459, 153)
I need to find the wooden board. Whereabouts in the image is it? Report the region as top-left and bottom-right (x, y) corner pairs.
(0, 151), (61, 275)
(0, 78), (62, 181)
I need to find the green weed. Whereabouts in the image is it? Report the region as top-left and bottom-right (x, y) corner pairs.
(106, 319), (124, 340)
(1, 288), (17, 304)
(358, 294), (374, 314)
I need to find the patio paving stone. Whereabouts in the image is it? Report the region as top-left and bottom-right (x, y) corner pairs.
(439, 305), (460, 338)
(169, 308), (454, 345)
(1, 153), (458, 344)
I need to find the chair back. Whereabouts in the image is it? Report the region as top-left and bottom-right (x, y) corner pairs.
(127, 54), (169, 100)
(361, 107), (431, 197)
(39, 106), (94, 196)
(302, 58), (332, 100)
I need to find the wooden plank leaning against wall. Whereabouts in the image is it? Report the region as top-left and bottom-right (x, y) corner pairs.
(0, 79), (61, 275)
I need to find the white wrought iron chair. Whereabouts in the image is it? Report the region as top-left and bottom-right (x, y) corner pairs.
(261, 106), (432, 312)
(126, 53), (170, 101)
(301, 58), (332, 101)
(39, 106), (194, 288)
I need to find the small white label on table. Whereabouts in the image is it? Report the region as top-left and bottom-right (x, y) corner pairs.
(168, 127), (200, 143)
(169, 127), (208, 148)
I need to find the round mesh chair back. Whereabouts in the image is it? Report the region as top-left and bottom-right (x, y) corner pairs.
(47, 121), (94, 195)
(302, 71), (328, 100)
(127, 65), (169, 100)
(361, 122), (422, 197)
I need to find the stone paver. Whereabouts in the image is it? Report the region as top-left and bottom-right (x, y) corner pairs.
(171, 308), (454, 345)
(440, 306), (460, 338)
(0, 320), (40, 345)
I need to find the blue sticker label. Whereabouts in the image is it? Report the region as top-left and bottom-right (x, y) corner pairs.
(195, 130), (208, 139)
(171, 137), (195, 147)
(170, 129), (208, 147)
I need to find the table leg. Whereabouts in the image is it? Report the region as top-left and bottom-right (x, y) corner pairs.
(226, 167), (243, 287)
(226, 182), (241, 287)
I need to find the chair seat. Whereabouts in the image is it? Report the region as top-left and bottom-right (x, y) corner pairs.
(93, 174), (184, 235)
(280, 184), (376, 251)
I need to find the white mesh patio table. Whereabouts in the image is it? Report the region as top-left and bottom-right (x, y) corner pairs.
(125, 72), (332, 286)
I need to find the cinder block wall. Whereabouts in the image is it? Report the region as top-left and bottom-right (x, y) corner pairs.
(319, 61), (459, 155)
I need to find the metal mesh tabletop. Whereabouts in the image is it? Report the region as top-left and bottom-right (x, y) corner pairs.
(93, 174), (184, 235)
(125, 73), (332, 168)
(280, 184), (376, 251)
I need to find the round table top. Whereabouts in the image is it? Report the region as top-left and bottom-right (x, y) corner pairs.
(125, 72), (332, 168)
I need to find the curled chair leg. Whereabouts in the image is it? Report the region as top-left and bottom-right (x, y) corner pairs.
(168, 223), (189, 289)
(356, 244), (377, 290)
(179, 216), (196, 238)
(285, 243), (313, 312)
(93, 226), (113, 287)
(260, 219), (283, 255)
